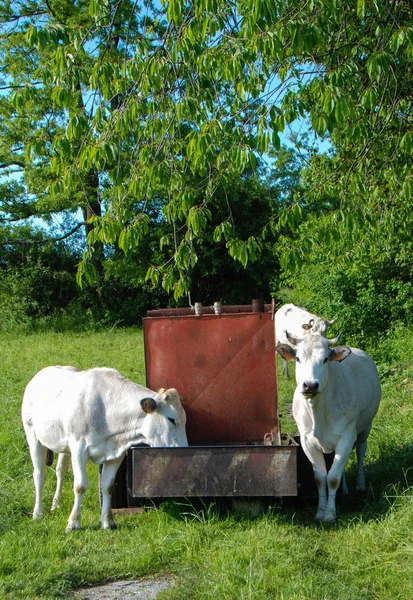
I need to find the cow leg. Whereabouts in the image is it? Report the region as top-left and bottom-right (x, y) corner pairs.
(25, 426), (47, 519)
(325, 432), (356, 522)
(66, 445), (88, 533)
(341, 472), (349, 496)
(355, 428), (370, 491)
(99, 456), (124, 529)
(51, 453), (70, 511)
(301, 437), (328, 520)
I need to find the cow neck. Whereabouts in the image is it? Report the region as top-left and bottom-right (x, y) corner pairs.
(107, 428), (147, 456)
(302, 391), (328, 427)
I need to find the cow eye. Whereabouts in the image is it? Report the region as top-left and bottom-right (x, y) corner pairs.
(323, 357), (328, 364)
(168, 417), (176, 425)
(295, 357), (300, 363)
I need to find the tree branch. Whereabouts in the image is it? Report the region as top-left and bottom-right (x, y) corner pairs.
(0, 222), (86, 246)
(0, 161), (25, 169)
(45, 0), (58, 20)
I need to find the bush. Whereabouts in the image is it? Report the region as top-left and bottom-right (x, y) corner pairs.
(274, 209), (413, 359)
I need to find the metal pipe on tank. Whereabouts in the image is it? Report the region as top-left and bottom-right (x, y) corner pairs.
(252, 299), (265, 313)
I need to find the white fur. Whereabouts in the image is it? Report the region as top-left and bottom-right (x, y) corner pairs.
(22, 366), (187, 532)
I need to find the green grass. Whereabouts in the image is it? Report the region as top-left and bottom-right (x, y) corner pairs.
(1, 328), (413, 600)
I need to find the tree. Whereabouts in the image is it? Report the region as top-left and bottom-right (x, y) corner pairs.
(94, 162), (298, 310)
(2, 0), (285, 299)
(3, 1), (411, 301)
(0, 2), (83, 226)
(0, 0), (171, 274)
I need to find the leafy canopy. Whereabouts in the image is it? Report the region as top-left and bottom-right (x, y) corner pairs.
(2, 0), (412, 298)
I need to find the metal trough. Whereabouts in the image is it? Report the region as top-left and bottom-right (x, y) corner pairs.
(131, 445), (296, 498)
(122, 302), (298, 504)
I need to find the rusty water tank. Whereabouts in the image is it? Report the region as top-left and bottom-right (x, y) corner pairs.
(143, 302), (279, 445)
(127, 302), (297, 501)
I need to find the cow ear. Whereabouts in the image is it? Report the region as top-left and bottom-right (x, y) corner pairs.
(302, 323), (312, 331)
(329, 346), (351, 363)
(141, 397), (157, 414)
(276, 343), (296, 361)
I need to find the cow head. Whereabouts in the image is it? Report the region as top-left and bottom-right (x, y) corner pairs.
(276, 334), (351, 398)
(140, 388), (188, 447)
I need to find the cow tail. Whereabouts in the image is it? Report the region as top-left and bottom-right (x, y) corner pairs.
(45, 449), (54, 466)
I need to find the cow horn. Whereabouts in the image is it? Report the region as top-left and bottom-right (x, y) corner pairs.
(285, 330), (301, 346)
(163, 388), (179, 402)
(327, 318), (337, 326)
(327, 332), (342, 346)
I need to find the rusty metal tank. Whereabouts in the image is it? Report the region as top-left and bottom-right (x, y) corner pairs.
(126, 302), (297, 502)
(143, 303), (280, 445)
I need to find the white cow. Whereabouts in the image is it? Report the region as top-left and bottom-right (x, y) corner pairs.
(22, 366), (188, 533)
(276, 333), (381, 522)
(275, 304), (336, 377)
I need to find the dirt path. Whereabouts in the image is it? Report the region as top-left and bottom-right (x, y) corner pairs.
(72, 576), (173, 599)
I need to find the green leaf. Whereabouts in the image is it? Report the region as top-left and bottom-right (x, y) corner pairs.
(272, 132), (281, 150)
(357, 0), (366, 18)
(361, 89), (378, 109)
(334, 97), (349, 122)
(10, 91), (24, 112)
(160, 235), (171, 249)
(400, 132), (413, 154)
(402, 178), (413, 202)
(227, 238), (249, 267)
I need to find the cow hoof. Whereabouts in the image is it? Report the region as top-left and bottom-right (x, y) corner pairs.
(321, 510), (336, 523)
(65, 522), (80, 534)
(102, 520), (117, 530)
(316, 508), (336, 523)
(315, 509), (325, 521)
(33, 511), (44, 520)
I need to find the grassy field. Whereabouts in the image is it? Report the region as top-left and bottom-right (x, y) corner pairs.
(1, 328), (412, 599)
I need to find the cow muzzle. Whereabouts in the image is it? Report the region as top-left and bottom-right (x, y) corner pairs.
(302, 381), (319, 398)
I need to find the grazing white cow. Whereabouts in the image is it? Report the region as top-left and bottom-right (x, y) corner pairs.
(22, 366), (188, 533)
(275, 304), (336, 377)
(276, 333), (381, 522)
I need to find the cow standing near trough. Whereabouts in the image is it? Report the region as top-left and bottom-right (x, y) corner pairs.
(275, 304), (336, 377)
(22, 366), (188, 533)
(276, 332), (381, 522)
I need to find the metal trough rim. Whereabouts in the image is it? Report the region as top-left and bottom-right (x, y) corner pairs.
(130, 443), (292, 449)
(145, 304), (274, 318)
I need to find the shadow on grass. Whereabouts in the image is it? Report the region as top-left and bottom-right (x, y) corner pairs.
(151, 440), (413, 529)
(279, 439), (413, 525)
(353, 440), (413, 515)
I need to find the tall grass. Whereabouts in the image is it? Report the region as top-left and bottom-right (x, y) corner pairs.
(0, 328), (412, 599)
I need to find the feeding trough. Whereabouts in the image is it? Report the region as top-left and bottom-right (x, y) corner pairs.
(112, 301), (299, 507)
